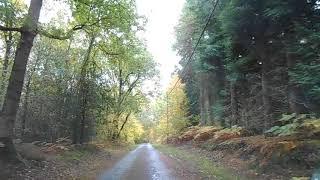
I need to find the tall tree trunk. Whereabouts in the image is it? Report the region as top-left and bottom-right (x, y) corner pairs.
(78, 36), (95, 144)
(79, 92), (88, 144)
(72, 118), (79, 144)
(230, 81), (239, 126)
(0, 0), (14, 108)
(261, 58), (273, 130)
(256, 40), (274, 131)
(199, 73), (205, 125)
(199, 73), (210, 126)
(0, 32), (13, 108)
(238, 76), (249, 128)
(212, 58), (226, 126)
(116, 112), (131, 139)
(0, 0), (42, 162)
(112, 62), (124, 139)
(21, 57), (40, 135)
(286, 52), (309, 114)
(111, 113), (121, 140)
(21, 80), (31, 136)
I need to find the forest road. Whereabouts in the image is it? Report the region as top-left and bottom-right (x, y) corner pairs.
(99, 143), (176, 180)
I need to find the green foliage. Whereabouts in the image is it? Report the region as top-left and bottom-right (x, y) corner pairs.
(121, 117), (145, 144)
(58, 144), (100, 162)
(212, 101), (225, 123)
(266, 114), (320, 137)
(278, 114), (297, 123)
(147, 76), (190, 142)
(289, 24), (320, 101)
(0, 0), (157, 144)
(265, 123), (300, 136)
(0, 0), (27, 25)
(174, 0), (320, 130)
(154, 144), (239, 180)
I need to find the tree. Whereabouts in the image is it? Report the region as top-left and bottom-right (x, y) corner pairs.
(100, 37), (156, 140)
(151, 76), (189, 142)
(0, 0), (26, 108)
(174, 0), (320, 132)
(27, 35), (77, 140)
(0, 0), (43, 162)
(0, 0), (87, 160)
(0, 0), (153, 160)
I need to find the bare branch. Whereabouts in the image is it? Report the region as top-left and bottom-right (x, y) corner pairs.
(117, 112), (131, 138)
(38, 16), (109, 40)
(38, 24), (85, 40)
(0, 25), (23, 32)
(119, 74), (141, 106)
(98, 44), (120, 56)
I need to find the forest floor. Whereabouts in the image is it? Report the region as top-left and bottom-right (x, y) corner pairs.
(3, 143), (133, 180)
(3, 142), (229, 180)
(3, 142), (210, 180)
(164, 126), (320, 180)
(154, 144), (244, 180)
(3, 142), (248, 180)
(155, 144), (280, 180)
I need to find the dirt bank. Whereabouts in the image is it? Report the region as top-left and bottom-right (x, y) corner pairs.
(2, 143), (131, 180)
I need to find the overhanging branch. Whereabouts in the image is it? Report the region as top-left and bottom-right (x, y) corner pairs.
(38, 16), (108, 40)
(0, 25), (23, 32)
(38, 24), (86, 40)
(98, 44), (120, 56)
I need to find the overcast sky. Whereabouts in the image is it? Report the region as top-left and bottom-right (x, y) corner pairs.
(135, 0), (185, 90)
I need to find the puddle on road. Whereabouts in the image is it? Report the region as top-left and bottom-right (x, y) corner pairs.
(147, 144), (170, 180)
(99, 145), (142, 180)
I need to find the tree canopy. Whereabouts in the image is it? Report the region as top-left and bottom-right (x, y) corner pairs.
(173, 0), (320, 132)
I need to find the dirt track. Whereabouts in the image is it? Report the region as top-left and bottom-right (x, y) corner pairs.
(99, 144), (175, 180)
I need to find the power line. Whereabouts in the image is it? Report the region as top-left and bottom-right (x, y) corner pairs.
(168, 0), (220, 95)
(165, 0), (220, 142)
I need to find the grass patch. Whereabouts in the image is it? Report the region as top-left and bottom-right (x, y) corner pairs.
(58, 144), (101, 162)
(57, 143), (141, 162)
(58, 149), (91, 162)
(154, 144), (242, 180)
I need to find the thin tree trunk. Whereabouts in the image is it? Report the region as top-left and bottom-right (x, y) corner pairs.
(261, 58), (273, 131)
(21, 80), (31, 135)
(212, 57), (226, 126)
(63, 39), (73, 139)
(238, 76), (249, 128)
(21, 57), (40, 135)
(78, 36), (95, 144)
(286, 52), (308, 114)
(0, 0), (42, 162)
(0, 0), (14, 108)
(112, 113), (121, 140)
(112, 63), (124, 140)
(79, 92), (88, 144)
(199, 73), (208, 126)
(72, 118), (79, 144)
(230, 81), (239, 126)
(2, 33), (13, 82)
(117, 112), (131, 139)
(0, 32), (13, 108)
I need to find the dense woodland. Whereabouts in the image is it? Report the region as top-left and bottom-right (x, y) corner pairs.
(0, 0), (156, 162)
(146, 0), (320, 143)
(171, 0), (320, 132)
(0, 0), (320, 168)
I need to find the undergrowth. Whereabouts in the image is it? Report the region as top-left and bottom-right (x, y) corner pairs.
(57, 144), (101, 162)
(154, 144), (242, 180)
